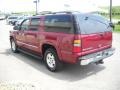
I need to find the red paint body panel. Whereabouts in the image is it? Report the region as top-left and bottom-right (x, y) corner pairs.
(80, 32), (112, 55)
(10, 14), (113, 64)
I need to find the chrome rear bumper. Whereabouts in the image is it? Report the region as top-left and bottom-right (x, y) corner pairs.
(79, 48), (115, 65)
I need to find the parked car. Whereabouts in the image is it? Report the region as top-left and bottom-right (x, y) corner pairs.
(6, 16), (19, 25)
(10, 11), (115, 72)
(0, 15), (5, 20)
(15, 16), (29, 26)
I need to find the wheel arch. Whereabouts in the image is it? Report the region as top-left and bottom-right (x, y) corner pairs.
(41, 43), (62, 60)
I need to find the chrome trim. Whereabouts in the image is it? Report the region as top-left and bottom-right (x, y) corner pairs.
(83, 47), (93, 51)
(80, 48), (115, 65)
(17, 41), (38, 48)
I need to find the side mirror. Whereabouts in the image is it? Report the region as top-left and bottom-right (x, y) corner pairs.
(13, 25), (20, 30)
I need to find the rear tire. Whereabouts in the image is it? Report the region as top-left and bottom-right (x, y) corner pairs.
(44, 48), (63, 72)
(10, 39), (19, 53)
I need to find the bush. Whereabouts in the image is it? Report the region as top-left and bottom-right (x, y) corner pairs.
(118, 21), (120, 25)
(114, 24), (120, 32)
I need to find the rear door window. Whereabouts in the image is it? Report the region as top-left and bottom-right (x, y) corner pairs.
(44, 15), (74, 33)
(29, 18), (41, 31)
(76, 14), (111, 34)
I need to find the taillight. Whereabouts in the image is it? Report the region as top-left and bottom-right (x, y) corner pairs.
(73, 40), (81, 53)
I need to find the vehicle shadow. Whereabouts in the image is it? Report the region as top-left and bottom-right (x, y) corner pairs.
(2, 48), (105, 82)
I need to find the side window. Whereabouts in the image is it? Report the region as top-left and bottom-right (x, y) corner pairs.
(29, 18), (41, 31)
(44, 15), (73, 33)
(20, 19), (30, 30)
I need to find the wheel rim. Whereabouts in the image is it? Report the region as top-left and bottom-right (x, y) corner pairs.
(46, 53), (56, 68)
(11, 40), (16, 51)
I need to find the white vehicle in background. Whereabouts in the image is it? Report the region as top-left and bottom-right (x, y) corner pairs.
(6, 16), (20, 25)
(15, 16), (28, 26)
(0, 15), (5, 20)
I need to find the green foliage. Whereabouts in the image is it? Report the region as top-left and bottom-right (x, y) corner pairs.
(100, 6), (120, 19)
(114, 25), (120, 32)
(11, 11), (35, 16)
(112, 6), (120, 14)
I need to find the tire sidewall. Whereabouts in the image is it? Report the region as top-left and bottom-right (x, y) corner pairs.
(10, 39), (18, 53)
(44, 49), (57, 71)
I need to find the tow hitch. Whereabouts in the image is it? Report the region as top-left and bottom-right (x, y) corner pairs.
(95, 60), (104, 65)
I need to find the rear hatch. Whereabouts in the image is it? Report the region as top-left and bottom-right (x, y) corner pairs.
(75, 14), (113, 55)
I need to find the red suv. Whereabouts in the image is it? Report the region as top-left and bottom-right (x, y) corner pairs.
(10, 11), (115, 72)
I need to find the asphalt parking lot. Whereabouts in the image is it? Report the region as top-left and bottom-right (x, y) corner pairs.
(0, 20), (120, 90)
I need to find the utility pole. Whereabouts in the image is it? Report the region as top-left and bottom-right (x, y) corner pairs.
(33, 0), (39, 15)
(110, 0), (112, 22)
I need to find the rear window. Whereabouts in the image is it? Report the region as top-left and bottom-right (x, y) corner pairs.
(44, 15), (74, 33)
(76, 14), (111, 34)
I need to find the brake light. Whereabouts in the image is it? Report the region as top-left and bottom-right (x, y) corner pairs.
(73, 40), (81, 53)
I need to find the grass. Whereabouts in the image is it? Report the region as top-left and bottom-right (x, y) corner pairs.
(100, 6), (120, 19)
(112, 15), (120, 19)
(102, 15), (120, 19)
(114, 25), (120, 32)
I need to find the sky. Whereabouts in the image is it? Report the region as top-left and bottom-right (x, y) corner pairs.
(0, 0), (120, 13)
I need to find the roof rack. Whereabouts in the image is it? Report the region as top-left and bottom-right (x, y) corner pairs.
(38, 11), (53, 15)
(38, 11), (81, 15)
(52, 11), (72, 14)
